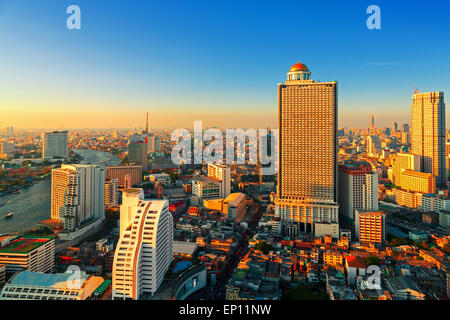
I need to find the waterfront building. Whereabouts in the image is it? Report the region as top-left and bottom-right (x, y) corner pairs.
(42, 130), (69, 159)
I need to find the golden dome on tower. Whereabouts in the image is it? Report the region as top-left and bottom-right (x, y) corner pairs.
(289, 61), (309, 72)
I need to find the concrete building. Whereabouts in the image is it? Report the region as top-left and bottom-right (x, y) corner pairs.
(42, 130), (69, 159)
(128, 140), (148, 171)
(51, 164), (105, 232)
(146, 173), (171, 187)
(192, 176), (222, 200)
(394, 188), (423, 209)
(0, 236), (55, 273)
(275, 61), (339, 235)
(0, 264), (5, 288)
(105, 178), (119, 208)
(112, 189), (173, 299)
(106, 165), (142, 188)
(367, 135), (381, 158)
(222, 193), (247, 220)
(0, 270), (104, 300)
(392, 153), (421, 186)
(355, 211), (386, 244)
(399, 170), (436, 194)
(338, 161), (378, 221)
(208, 164), (231, 198)
(411, 91), (446, 187)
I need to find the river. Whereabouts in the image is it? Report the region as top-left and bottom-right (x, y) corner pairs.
(0, 149), (120, 234)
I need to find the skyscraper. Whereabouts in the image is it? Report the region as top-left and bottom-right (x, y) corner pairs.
(128, 140), (148, 171)
(370, 115), (375, 134)
(105, 178), (119, 208)
(51, 164), (105, 232)
(411, 91), (446, 187)
(112, 189), (173, 300)
(42, 130), (69, 159)
(275, 61), (339, 236)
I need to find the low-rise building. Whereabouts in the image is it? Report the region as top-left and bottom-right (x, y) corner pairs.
(0, 270), (104, 300)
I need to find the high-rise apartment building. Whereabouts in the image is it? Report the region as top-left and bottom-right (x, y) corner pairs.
(128, 140), (148, 171)
(112, 189), (173, 300)
(338, 162), (378, 221)
(392, 153), (422, 186)
(411, 91), (446, 187)
(51, 164), (105, 232)
(398, 170), (436, 194)
(105, 178), (119, 208)
(42, 130), (69, 159)
(274, 61), (339, 235)
(355, 211), (386, 245)
(208, 163), (231, 198)
(370, 115), (375, 134)
(367, 135), (381, 157)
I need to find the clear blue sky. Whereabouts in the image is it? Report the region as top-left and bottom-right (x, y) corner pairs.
(0, 0), (449, 129)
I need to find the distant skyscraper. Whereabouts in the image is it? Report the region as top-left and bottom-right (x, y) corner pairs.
(402, 123), (409, 133)
(367, 135), (381, 157)
(51, 164), (105, 232)
(411, 91), (446, 187)
(42, 130), (69, 159)
(112, 189), (173, 300)
(275, 61), (339, 235)
(370, 115), (375, 134)
(392, 121), (398, 133)
(128, 140), (148, 171)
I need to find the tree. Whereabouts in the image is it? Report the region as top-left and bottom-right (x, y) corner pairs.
(364, 255), (380, 266)
(254, 241), (273, 254)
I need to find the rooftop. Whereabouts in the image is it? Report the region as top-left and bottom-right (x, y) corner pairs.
(0, 236), (53, 254)
(8, 270), (89, 290)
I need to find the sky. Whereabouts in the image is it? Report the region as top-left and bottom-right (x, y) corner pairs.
(0, 0), (449, 130)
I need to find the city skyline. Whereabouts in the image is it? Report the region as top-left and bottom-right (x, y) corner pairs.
(1, 0), (450, 129)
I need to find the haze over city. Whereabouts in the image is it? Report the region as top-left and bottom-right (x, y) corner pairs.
(1, 0), (450, 129)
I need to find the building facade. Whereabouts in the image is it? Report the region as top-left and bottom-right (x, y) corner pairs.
(338, 161), (378, 221)
(275, 61), (339, 234)
(106, 165), (142, 188)
(51, 164), (105, 232)
(105, 178), (119, 208)
(411, 91), (446, 187)
(42, 130), (69, 159)
(355, 211), (386, 244)
(112, 189), (173, 299)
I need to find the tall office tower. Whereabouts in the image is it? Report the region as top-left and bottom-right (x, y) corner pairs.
(208, 163), (231, 198)
(402, 123), (409, 133)
(112, 189), (173, 300)
(106, 165), (142, 188)
(105, 178), (119, 208)
(367, 135), (381, 157)
(392, 153), (422, 186)
(153, 136), (161, 153)
(4, 126), (14, 137)
(392, 122), (398, 133)
(338, 161), (379, 221)
(42, 130), (69, 159)
(128, 140), (148, 171)
(370, 115), (375, 134)
(51, 164), (105, 232)
(274, 61), (339, 235)
(355, 211), (386, 245)
(411, 91), (446, 187)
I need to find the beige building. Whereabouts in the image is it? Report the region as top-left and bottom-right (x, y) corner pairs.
(208, 163), (231, 198)
(275, 61), (339, 234)
(392, 153), (421, 186)
(411, 91), (446, 187)
(398, 170), (436, 194)
(393, 188), (423, 209)
(105, 178), (119, 208)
